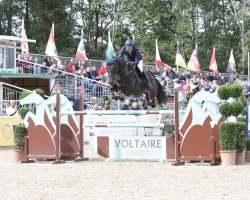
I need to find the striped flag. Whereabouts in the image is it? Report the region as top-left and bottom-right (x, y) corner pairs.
(209, 47), (218, 74)
(75, 30), (88, 60)
(20, 19), (29, 54)
(154, 39), (170, 68)
(187, 46), (202, 72)
(105, 31), (116, 60)
(226, 49), (237, 74)
(45, 23), (60, 65)
(175, 41), (186, 69)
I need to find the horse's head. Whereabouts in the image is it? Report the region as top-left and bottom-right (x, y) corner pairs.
(107, 57), (126, 84)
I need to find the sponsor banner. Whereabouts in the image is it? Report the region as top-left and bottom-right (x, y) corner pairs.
(84, 115), (162, 139)
(83, 112), (185, 142)
(0, 117), (22, 146)
(109, 136), (166, 160)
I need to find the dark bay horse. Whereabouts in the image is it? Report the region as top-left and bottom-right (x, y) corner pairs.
(107, 57), (167, 107)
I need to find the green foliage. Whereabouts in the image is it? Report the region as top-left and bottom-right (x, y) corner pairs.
(219, 103), (231, 118)
(240, 94), (247, 108)
(219, 122), (237, 150)
(34, 88), (45, 98)
(20, 91), (31, 100)
(237, 116), (246, 122)
(13, 124), (27, 150)
(6, 91), (15, 100)
(183, 99), (189, 107)
(18, 107), (31, 120)
(230, 101), (244, 117)
(229, 84), (243, 99)
(217, 85), (231, 100)
(1, 0), (250, 71)
(101, 95), (109, 101)
(235, 122), (247, 152)
(246, 139), (250, 151)
(50, 92), (59, 96)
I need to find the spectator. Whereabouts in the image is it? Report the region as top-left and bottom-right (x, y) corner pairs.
(130, 102), (141, 110)
(67, 59), (75, 73)
(90, 66), (100, 81)
(138, 98), (148, 110)
(6, 100), (19, 116)
(98, 63), (108, 76)
(121, 99), (131, 110)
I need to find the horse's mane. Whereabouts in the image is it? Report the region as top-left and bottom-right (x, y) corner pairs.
(107, 57), (126, 66)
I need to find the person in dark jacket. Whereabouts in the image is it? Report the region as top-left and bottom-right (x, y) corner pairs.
(121, 99), (131, 110)
(118, 39), (152, 89)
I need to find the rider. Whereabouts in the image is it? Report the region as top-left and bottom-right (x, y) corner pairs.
(118, 39), (152, 89)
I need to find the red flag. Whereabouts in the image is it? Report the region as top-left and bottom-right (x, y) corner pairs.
(76, 86), (84, 91)
(187, 48), (202, 72)
(209, 47), (218, 74)
(54, 84), (61, 92)
(20, 19), (29, 54)
(45, 23), (60, 65)
(75, 32), (88, 60)
(154, 39), (170, 68)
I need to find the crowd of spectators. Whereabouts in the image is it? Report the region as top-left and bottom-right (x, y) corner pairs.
(16, 54), (248, 110)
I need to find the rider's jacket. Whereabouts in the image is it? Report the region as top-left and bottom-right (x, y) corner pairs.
(118, 46), (143, 66)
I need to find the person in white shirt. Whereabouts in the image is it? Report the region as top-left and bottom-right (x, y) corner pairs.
(6, 100), (19, 116)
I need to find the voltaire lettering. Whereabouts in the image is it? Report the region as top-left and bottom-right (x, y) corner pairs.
(114, 139), (162, 149)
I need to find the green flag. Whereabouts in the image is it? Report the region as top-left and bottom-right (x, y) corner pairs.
(105, 31), (116, 59)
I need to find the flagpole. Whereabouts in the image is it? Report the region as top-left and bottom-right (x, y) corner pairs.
(248, 52), (250, 82)
(21, 19), (24, 55)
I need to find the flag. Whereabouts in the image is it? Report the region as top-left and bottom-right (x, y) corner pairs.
(75, 31), (88, 59)
(54, 84), (61, 92)
(76, 86), (84, 91)
(20, 19), (29, 54)
(105, 31), (116, 60)
(154, 39), (170, 68)
(45, 23), (60, 65)
(226, 49), (237, 74)
(209, 47), (218, 74)
(187, 47), (202, 72)
(175, 41), (186, 68)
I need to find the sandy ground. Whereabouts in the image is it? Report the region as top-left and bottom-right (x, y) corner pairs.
(0, 146), (250, 200)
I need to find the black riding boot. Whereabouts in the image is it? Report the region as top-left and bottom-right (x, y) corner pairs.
(141, 71), (153, 90)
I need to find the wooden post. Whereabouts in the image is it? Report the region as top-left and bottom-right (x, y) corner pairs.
(79, 93), (83, 159)
(173, 90), (181, 165)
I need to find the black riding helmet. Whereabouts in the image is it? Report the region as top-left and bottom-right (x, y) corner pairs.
(125, 39), (135, 48)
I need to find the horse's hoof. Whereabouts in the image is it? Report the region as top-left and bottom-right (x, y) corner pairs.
(151, 104), (156, 108)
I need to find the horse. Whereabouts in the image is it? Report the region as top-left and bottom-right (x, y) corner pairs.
(107, 57), (167, 108)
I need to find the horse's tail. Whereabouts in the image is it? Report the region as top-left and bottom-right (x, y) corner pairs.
(156, 80), (168, 104)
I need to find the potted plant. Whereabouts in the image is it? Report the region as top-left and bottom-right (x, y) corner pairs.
(11, 90), (31, 162)
(235, 122), (247, 165)
(246, 139), (250, 163)
(218, 84), (246, 166)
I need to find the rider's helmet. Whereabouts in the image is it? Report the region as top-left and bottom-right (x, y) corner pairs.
(125, 39), (135, 48)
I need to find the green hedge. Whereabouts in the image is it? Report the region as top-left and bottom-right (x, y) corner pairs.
(235, 122), (246, 152)
(18, 107), (31, 119)
(246, 139), (250, 151)
(13, 124), (28, 150)
(230, 84), (243, 99)
(217, 85), (231, 100)
(219, 122), (238, 150)
(219, 103), (232, 118)
(230, 101), (244, 117)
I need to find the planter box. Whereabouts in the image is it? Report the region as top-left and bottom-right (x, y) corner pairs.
(235, 150), (245, 165)
(246, 151), (250, 163)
